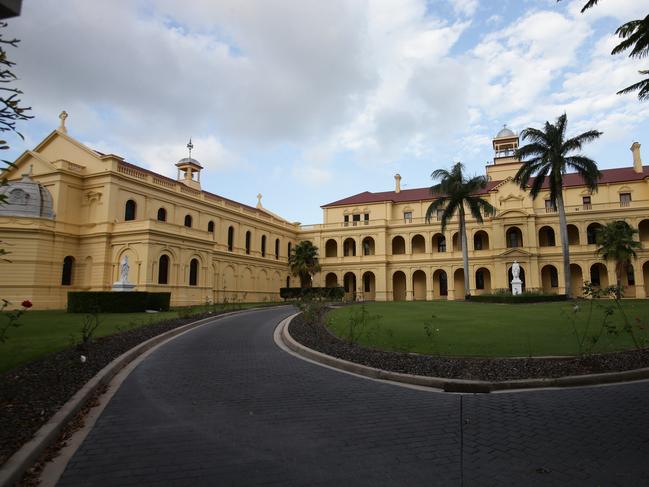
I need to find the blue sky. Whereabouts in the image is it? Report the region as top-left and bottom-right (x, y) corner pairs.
(4, 0), (649, 224)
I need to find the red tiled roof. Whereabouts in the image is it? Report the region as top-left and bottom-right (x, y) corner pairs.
(322, 166), (648, 207)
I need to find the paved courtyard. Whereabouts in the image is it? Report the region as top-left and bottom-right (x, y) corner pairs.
(58, 306), (649, 486)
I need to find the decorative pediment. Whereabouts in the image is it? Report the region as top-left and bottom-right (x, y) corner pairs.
(497, 208), (529, 218)
(489, 176), (514, 192)
(498, 247), (534, 258)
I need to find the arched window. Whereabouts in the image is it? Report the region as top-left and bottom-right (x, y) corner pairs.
(124, 200), (136, 221)
(286, 276), (291, 288)
(245, 231), (251, 255)
(506, 227), (523, 248)
(587, 223), (602, 245)
(61, 256), (74, 285)
(288, 242), (292, 257)
(189, 258), (199, 286)
(157, 207), (167, 222)
(158, 255), (169, 284)
(261, 235), (267, 257)
(275, 238), (280, 260)
(207, 221), (215, 233)
(184, 215), (192, 228)
(228, 226), (234, 251)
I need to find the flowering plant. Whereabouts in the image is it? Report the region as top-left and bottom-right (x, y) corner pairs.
(0, 298), (32, 343)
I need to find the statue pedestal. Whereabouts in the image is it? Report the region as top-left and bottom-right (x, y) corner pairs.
(112, 282), (135, 292)
(511, 278), (523, 296)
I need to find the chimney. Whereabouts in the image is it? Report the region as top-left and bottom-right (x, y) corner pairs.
(631, 142), (643, 173)
(394, 173), (401, 193)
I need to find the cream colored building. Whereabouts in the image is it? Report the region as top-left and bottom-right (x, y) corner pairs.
(1, 119), (648, 309)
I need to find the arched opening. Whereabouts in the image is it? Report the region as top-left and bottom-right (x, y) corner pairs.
(325, 239), (338, 258)
(452, 232), (462, 251)
(567, 224), (580, 245)
(432, 234), (446, 253)
(362, 272), (376, 300)
(507, 265), (526, 292)
(541, 265), (559, 293)
(475, 267), (491, 293)
(433, 270), (448, 298)
(207, 221), (215, 233)
(413, 270), (427, 300)
(189, 259), (199, 286)
(453, 269), (465, 300)
(506, 227), (523, 248)
(325, 273), (338, 288)
(275, 239), (280, 260)
(124, 200), (136, 221)
(61, 256), (74, 286)
(362, 237), (375, 256)
(158, 255), (169, 284)
(184, 215), (192, 228)
(411, 234), (426, 254)
(590, 263), (608, 288)
(227, 226), (234, 251)
(157, 207), (167, 222)
(587, 223), (603, 245)
(538, 226), (556, 247)
(343, 272), (356, 301)
(343, 238), (356, 257)
(392, 271), (406, 301)
(286, 276), (291, 288)
(288, 242), (292, 258)
(261, 235), (267, 257)
(570, 263), (584, 297)
(392, 236), (405, 255)
(245, 231), (251, 255)
(639, 220), (649, 244)
(473, 231), (489, 251)
(621, 263), (637, 298)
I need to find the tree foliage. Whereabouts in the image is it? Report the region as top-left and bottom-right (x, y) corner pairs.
(514, 113), (602, 298)
(288, 240), (321, 289)
(595, 221), (641, 299)
(425, 162), (495, 298)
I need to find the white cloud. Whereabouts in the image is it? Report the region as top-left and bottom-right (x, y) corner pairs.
(291, 164), (333, 185)
(451, 0), (478, 17)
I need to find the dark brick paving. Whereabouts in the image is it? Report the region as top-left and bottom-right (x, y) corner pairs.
(57, 307), (649, 486)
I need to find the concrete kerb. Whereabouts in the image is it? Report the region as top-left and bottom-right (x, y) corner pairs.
(0, 305), (289, 487)
(278, 313), (649, 394)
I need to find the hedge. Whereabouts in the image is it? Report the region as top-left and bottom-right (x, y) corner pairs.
(67, 291), (171, 313)
(279, 287), (345, 301)
(470, 292), (567, 304)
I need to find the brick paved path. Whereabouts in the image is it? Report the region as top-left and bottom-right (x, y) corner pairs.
(58, 307), (649, 486)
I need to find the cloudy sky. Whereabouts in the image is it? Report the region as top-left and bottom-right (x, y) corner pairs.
(5, 0), (649, 224)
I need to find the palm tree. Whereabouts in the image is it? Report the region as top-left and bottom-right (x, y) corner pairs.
(514, 113), (602, 299)
(595, 221), (641, 299)
(425, 162), (495, 299)
(289, 240), (321, 288)
(612, 15), (649, 101)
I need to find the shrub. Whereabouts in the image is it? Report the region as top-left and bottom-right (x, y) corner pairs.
(279, 287), (344, 301)
(67, 292), (171, 313)
(470, 291), (567, 304)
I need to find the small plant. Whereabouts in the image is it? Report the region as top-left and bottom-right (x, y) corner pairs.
(0, 299), (32, 343)
(422, 315), (440, 356)
(296, 296), (325, 338)
(79, 311), (101, 347)
(345, 302), (382, 346)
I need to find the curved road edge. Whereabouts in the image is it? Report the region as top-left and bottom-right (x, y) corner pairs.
(278, 313), (649, 394)
(0, 305), (292, 487)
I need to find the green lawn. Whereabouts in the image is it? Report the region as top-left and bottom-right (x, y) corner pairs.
(326, 300), (649, 357)
(0, 302), (281, 373)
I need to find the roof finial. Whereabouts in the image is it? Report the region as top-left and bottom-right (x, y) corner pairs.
(187, 138), (193, 159)
(58, 111), (68, 133)
(256, 193), (263, 209)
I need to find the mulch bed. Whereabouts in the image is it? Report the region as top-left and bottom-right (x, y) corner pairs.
(0, 309), (236, 468)
(288, 311), (649, 382)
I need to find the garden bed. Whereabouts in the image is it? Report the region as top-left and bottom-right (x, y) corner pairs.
(288, 310), (649, 382)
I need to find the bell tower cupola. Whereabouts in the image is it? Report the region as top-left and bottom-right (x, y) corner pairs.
(175, 138), (203, 190)
(486, 125), (522, 180)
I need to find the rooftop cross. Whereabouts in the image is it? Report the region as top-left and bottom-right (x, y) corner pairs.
(187, 138), (194, 159)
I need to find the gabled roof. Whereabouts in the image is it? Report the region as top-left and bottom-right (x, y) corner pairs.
(321, 166), (649, 208)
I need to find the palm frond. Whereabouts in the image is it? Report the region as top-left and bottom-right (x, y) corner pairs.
(616, 71), (649, 100)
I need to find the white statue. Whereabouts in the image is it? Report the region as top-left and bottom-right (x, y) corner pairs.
(511, 260), (520, 280)
(119, 255), (130, 284)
